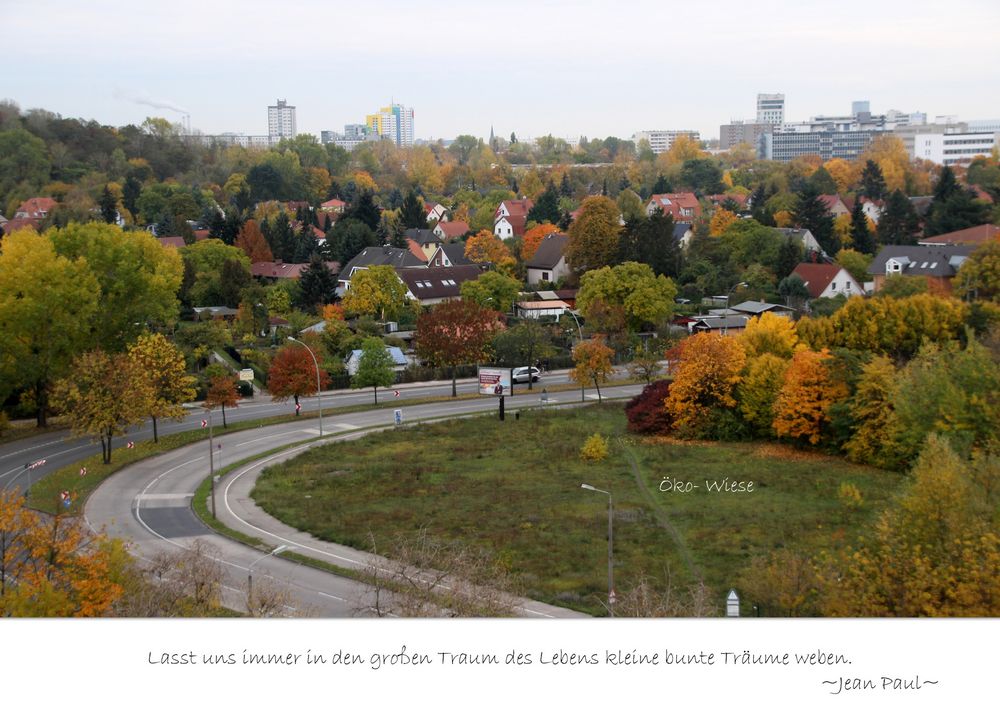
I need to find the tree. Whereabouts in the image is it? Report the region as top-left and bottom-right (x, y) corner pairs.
(331, 218), (377, 264)
(127, 333), (196, 443)
(53, 350), (151, 463)
(843, 356), (900, 467)
(924, 169), (992, 236)
(955, 241), (1000, 302)
(521, 223), (560, 262)
(774, 235), (803, 280)
(341, 265), (408, 321)
(180, 238), (251, 308)
(204, 369), (239, 428)
(835, 249), (873, 289)
(0, 128), (50, 199)
(0, 492), (125, 617)
(708, 208), (738, 236)
(99, 184), (118, 224)
(665, 333), (746, 438)
(859, 159), (887, 201)
(234, 219), (273, 263)
(565, 195), (622, 272)
(464, 230), (514, 268)
(777, 273), (810, 309)
(576, 262), (677, 332)
(738, 353), (789, 437)
(876, 190), (920, 245)
(771, 348), (848, 446)
(343, 190), (380, 230)
(618, 209), (681, 278)
(416, 300), (501, 397)
(490, 321), (555, 386)
(792, 182), (836, 255)
(297, 255), (337, 312)
(267, 344), (330, 414)
(48, 222), (183, 350)
(460, 271), (520, 313)
(848, 198), (876, 254)
(527, 182), (560, 224)
(0, 230), (100, 426)
(624, 380), (673, 434)
(569, 336), (614, 402)
(739, 311), (799, 359)
(400, 190), (425, 229)
(352, 337), (396, 404)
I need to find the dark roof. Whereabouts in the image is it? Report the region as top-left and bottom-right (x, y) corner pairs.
(673, 223), (693, 240)
(340, 246), (425, 281)
(919, 224), (999, 246)
(868, 245), (974, 277)
(526, 233), (569, 269)
(404, 228), (440, 246)
(691, 315), (750, 331)
(434, 242), (472, 266)
(395, 265), (483, 301)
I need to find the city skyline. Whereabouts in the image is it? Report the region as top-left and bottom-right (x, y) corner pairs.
(1, 0), (999, 142)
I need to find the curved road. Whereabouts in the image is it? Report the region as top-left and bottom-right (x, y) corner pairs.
(81, 383), (643, 617)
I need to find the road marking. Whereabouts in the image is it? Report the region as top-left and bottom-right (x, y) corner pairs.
(137, 493), (194, 501)
(318, 591), (346, 602)
(332, 423), (360, 430)
(235, 430), (299, 447)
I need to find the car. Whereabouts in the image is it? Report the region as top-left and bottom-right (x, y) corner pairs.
(512, 366), (541, 383)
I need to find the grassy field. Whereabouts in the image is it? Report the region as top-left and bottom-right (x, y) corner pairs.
(252, 404), (903, 615)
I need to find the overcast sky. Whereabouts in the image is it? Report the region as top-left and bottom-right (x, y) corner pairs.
(2, 0), (998, 142)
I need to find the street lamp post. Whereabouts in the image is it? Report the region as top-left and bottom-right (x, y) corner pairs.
(247, 544), (288, 610)
(581, 483), (614, 616)
(723, 281), (748, 336)
(566, 310), (585, 402)
(207, 408), (216, 518)
(287, 336), (322, 438)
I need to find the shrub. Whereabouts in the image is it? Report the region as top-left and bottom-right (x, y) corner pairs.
(837, 482), (863, 511)
(624, 380), (673, 435)
(580, 433), (609, 462)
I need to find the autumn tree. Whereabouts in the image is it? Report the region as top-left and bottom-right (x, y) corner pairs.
(351, 337), (396, 404)
(624, 380), (673, 435)
(709, 208), (738, 236)
(569, 336), (614, 402)
(204, 365), (239, 428)
(234, 219), (274, 263)
(665, 333), (746, 438)
(739, 311), (799, 359)
(843, 356), (900, 467)
(576, 261), (677, 332)
(521, 223), (560, 262)
(127, 333), (196, 442)
(464, 230), (515, 269)
(267, 344), (330, 414)
(341, 265), (408, 321)
(459, 271), (521, 313)
(772, 348), (848, 446)
(53, 350), (152, 463)
(0, 229), (99, 426)
(738, 353), (790, 437)
(416, 300), (501, 397)
(565, 195), (622, 273)
(954, 241), (1000, 302)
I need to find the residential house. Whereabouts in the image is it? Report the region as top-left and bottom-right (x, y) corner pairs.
(345, 346), (409, 376)
(2, 196), (58, 234)
(337, 246), (425, 296)
(673, 222), (695, 248)
(791, 263), (863, 299)
(494, 198), (533, 240)
(251, 260), (340, 281)
(526, 233), (570, 286)
(495, 198), (534, 220)
(513, 300), (571, 320)
(918, 224), (999, 246)
(433, 220), (469, 240)
(867, 244), (974, 295)
(728, 300), (796, 318)
(707, 193), (749, 211)
(775, 227), (826, 256)
(395, 264), (484, 306)
(192, 306), (239, 320)
(645, 193), (701, 221)
(320, 198), (346, 214)
(424, 202), (449, 224)
(427, 243), (473, 268)
(818, 194), (850, 218)
(157, 237), (187, 249)
(689, 315), (751, 336)
(848, 196), (883, 224)
(404, 228), (439, 261)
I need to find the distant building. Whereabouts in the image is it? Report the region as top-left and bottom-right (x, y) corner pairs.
(267, 99), (297, 142)
(631, 129), (701, 154)
(719, 121), (772, 151)
(909, 130), (998, 166)
(366, 104), (414, 147)
(867, 244), (974, 295)
(791, 263), (863, 299)
(526, 233), (570, 286)
(756, 93), (785, 125)
(645, 193), (701, 222)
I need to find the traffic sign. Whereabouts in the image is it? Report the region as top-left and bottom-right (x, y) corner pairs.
(126, 441), (135, 449)
(201, 419), (208, 428)
(726, 589), (740, 617)
(393, 390), (400, 398)
(609, 589), (617, 604)
(239, 368), (254, 382)
(79, 467), (87, 477)
(394, 409), (403, 426)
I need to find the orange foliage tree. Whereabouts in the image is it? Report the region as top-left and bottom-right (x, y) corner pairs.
(709, 208), (738, 236)
(664, 333), (746, 437)
(464, 230), (515, 268)
(205, 371), (240, 428)
(521, 223), (560, 261)
(234, 219), (273, 264)
(267, 344), (330, 414)
(569, 335), (614, 402)
(772, 348), (848, 445)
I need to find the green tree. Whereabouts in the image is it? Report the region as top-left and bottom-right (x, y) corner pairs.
(352, 337), (396, 404)
(774, 235), (804, 280)
(835, 249), (872, 288)
(180, 238), (251, 308)
(859, 159), (887, 201)
(342, 265), (408, 321)
(618, 209), (681, 278)
(565, 195), (622, 272)
(955, 241), (1000, 302)
(793, 182), (837, 255)
(527, 182), (561, 224)
(738, 353), (789, 436)
(848, 199), (875, 254)
(400, 190), (425, 229)
(127, 333), (196, 443)
(297, 254), (337, 312)
(99, 185), (118, 224)
(843, 356), (899, 467)
(0, 128), (50, 201)
(459, 271), (521, 313)
(0, 230), (99, 426)
(924, 170), (993, 236)
(807, 165), (838, 194)
(577, 261), (677, 331)
(876, 190), (920, 245)
(490, 321), (555, 389)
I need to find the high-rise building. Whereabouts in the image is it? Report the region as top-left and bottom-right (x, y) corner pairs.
(267, 99), (297, 142)
(719, 121), (772, 151)
(632, 130), (701, 154)
(366, 104), (414, 147)
(756, 93), (785, 125)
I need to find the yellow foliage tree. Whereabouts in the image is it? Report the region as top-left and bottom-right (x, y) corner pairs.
(823, 158), (859, 193)
(352, 170), (378, 193)
(843, 355), (900, 467)
(773, 210), (794, 228)
(738, 353), (790, 436)
(656, 134), (704, 169)
(772, 348), (848, 445)
(859, 135), (910, 192)
(709, 208), (738, 236)
(740, 312), (799, 359)
(665, 333), (746, 436)
(464, 230), (515, 269)
(569, 336), (615, 402)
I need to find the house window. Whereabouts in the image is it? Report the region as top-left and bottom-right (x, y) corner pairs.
(542, 272), (550, 281)
(845, 281), (851, 290)
(831, 281), (836, 290)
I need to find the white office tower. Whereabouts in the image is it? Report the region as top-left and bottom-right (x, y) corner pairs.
(267, 99), (297, 142)
(756, 93), (785, 125)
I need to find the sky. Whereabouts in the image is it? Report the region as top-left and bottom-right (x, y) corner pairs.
(2, 0), (999, 143)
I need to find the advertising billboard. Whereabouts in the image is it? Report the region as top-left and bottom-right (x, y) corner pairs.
(478, 367), (512, 397)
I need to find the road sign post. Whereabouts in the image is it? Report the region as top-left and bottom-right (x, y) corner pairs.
(726, 589), (740, 617)
(394, 409), (403, 426)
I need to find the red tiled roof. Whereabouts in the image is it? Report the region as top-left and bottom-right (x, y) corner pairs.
(497, 213), (528, 237)
(193, 229), (210, 241)
(791, 263), (841, 299)
(14, 197), (57, 219)
(251, 261), (340, 279)
(1, 217), (41, 235)
(157, 237), (187, 248)
(496, 198), (534, 219)
(647, 193), (701, 221)
(405, 239), (429, 262)
(435, 221), (469, 239)
(918, 224), (1000, 246)
(320, 198), (346, 210)
(818, 195), (847, 213)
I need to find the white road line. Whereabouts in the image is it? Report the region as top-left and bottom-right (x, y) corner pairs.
(318, 591), (346, 602)
(235, 430), (300, 447)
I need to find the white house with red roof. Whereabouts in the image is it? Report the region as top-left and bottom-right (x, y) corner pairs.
(817, 194), (850, 217)
(645, 193), (701, 221)
(791, 262), (863, 299)
(2, 196), (58, 234)
(319, 198), (346, 213)
(424, 202), (448, 224)
(433, 220), (470, 240)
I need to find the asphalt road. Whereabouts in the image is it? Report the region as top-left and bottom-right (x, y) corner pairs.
(84, 384), (643, 617)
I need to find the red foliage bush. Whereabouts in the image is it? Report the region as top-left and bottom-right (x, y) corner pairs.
(624, 379), (674, 435)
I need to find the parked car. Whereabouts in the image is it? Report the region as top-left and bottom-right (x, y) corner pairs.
(512, 366), (541, 383)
